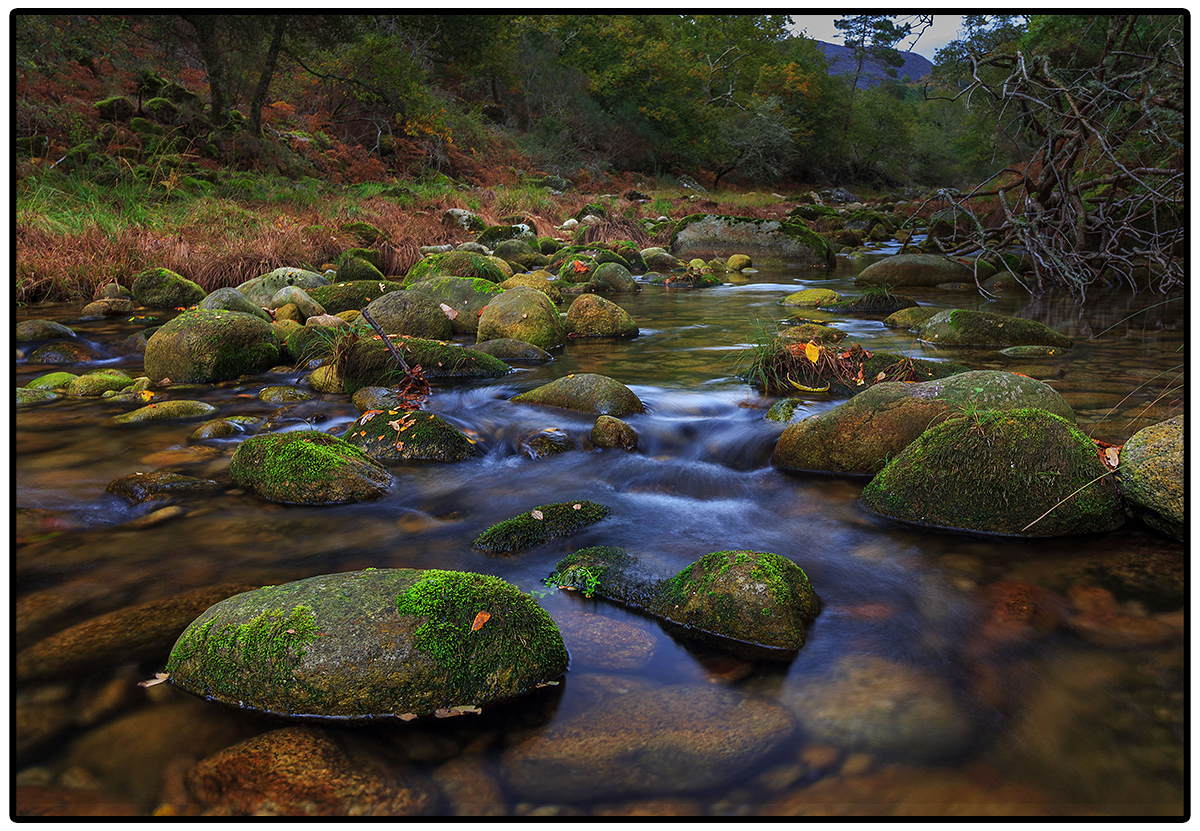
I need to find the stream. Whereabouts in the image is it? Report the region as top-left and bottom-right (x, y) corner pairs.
(12, 249), (1187, 816)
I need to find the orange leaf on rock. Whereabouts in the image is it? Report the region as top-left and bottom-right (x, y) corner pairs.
(471, 610), (491, 631)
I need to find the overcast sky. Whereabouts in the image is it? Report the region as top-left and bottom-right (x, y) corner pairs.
(788, 14), (966, 61)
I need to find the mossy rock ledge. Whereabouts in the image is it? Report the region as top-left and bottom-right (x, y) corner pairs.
(860, 408), (1124, 537)
(916, 309), (1073, 348)
(165, 568), (568, 720)
(546, 548), (820, 658)
(772, 370), (1075, 476)
(511, 373), (644, 417)
(144, 308), (280, 384)
(230, 431), (392, 505)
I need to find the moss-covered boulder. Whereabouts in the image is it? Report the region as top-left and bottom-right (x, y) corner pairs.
(131, 267), (206, 309)
(237, 268), (330, 306)
(16, 320), (76, 342)
(855, 254), (973, 287)
(165, 568), (568, 720)
(95, 96), (136, 121)
(641, 247), (681, 272)
(476, 287), (565, 350)
(473, 501), (611, 554)
(474, 338), (553, 363)
(25, 371), (78, 390)
(338, 221), (386, 245)
(781, 288), (841, 307)
(26, 340), (101, 364)
(336, 255), (386, 283)
(112, 399), (219, 425)
(883, 306), (939, 330)
(198, 287), (272, 322)
(476, 223), (537, 248)
(547, 548), (820, 657)
(268, 286), (325, 319)
(16, 388), (61, 406)
(339, 335), (510, 396)
(342, 409), (483, 464)
(362, 290), (453, 340)
(404, 251), (507, 286)
(565, 294), (638, 339)
(743, 339), (969, 397)
(67, 369), (134, 397)
(586, 262), (640, 292)
(1115, 415), (1184, 540)
(772, 370), (1075, 476)
(917, 309), (1073, 348)
(557, 256), (597, 284)
(144, 309), (280, 384)
(727, 253), (752, 271)
(493, 238), (549, 271)
(591, 415), (638, 451)
(305, 280), (404, 315)
(498, 271), (562, 304)
(860, 408), (1124, 537)
(406, 275), (504, 334)
(230, 431), (392, 505)
(511, 373), (644, 417)
(670, 214), (833, 267)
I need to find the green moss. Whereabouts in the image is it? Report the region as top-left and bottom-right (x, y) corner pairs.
(339, 334), (510, 396)
(165, 606), (319, 702)
(342, 408), (482, 464)
(395, 569), (567, 699)
(229, 431), (391, 504)
(473, 501), (612, 554)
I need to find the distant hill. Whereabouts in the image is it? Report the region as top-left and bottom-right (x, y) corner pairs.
(815, 41), (934, 89)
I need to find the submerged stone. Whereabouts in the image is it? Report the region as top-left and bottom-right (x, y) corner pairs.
(229, 431), (392, 505)
(855, 253), (973, 287)
(473, 501), (612, 554)
(105, 471), (222, 503)
(547, 548), (820, 657)
(860, 408), (1124, 537)
(165, 568), (568, 720)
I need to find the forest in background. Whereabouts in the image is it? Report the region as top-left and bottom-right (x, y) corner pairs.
(13, 13), (1186, 299)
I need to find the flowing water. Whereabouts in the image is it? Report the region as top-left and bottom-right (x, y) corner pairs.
(12, 250), (1187, 816)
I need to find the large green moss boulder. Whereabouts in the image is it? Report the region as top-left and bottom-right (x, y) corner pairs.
(547, 548), (820, 657)
(772, 370), (1075, 476)
(406, 275), (504, 334)
(499, 271), (562, 304)
(565, 294), (638, 338)
(305, 280), (404, 315)
(855, 254), (973, 287)
(131, 267), (206, 309)
(476, 287), (565, 350)
(1115, 415), (1184, 540)
(229, 431), (392, 505)
(473, 501), (612, 554)
(339, 335), (510, 396)
(342, 409), (483, 464)
(165, 568), (568, 719)
(917, 309), (1073, 348)
(404, 251), (507, 286)
(198, 287), (271, 321)
(336, 255), (386, 283)
(476, 223), (537, 248)
(362, 290), (453, 339)
(95, 96), (135, 122)
(669, 214), (833, 267)
(144, 309), (280, 383)
(25, 371), (78, 390)
(586, 261), (640, 292)
(67, 369), (134, 397)
(511, 373), (644, 417)
(236, 268), (330, 306)
(860, 408), (1125, 537)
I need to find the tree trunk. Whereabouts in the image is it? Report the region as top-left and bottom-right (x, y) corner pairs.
(182, 15), (231, 127)
(248, 16), (287, 136)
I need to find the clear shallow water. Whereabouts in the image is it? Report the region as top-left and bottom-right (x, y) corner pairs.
(12, 252), (1186, 816)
